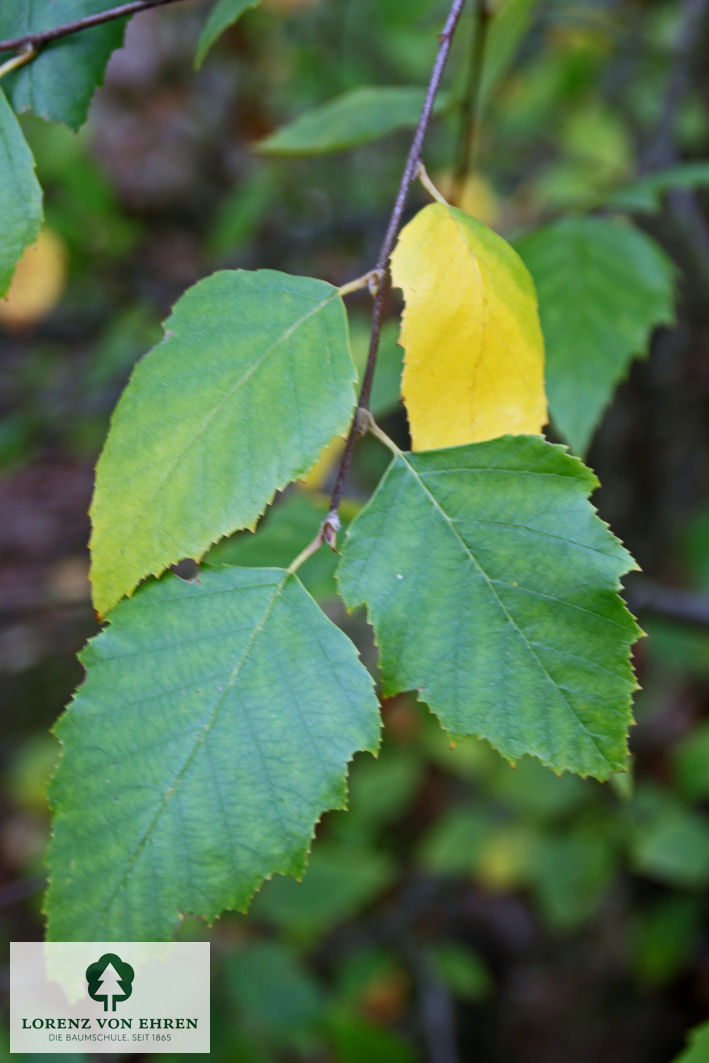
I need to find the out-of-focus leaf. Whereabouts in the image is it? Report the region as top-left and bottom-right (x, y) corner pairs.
(517, 217), (675, 454)
(673, 723), (709, 802)
(631, 896), (702, 987)
(429, 943), (493, 1001)
(256, 86), (447, 156)
(328, 1012), (416, 1063)
(609, 161), (709, 213)
(251, 841), (393, 939)
(418, 807), (496, 875)
(486, 755), (591, 823)
(479, 0), (537, 104)
(671, 1022), (709, 1063)
(476, 823), (537, 890)
(0, 229), (66, 330)
(207, 168), (276, 257)
(644, 620), (709, 680)
(0, 2), (126, 129)
(0, 89), (42, 297)
(195, 0), (260, 68)
(339, 748), (422, 832)
(224, 942), (323, 1039)
(528, 828), (615, 930)
(629, 786), (709, 889)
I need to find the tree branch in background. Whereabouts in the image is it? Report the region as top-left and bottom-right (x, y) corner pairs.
(452, 0), (491, 202)
(643, 0), (709, 285)
(626, 576), (709, 631)
(0, 0), (194, 55)
(325, 0), (469, 537)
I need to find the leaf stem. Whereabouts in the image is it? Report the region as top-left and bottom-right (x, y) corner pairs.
(0, 43), (36, 80)
(322, 0), (468, 544)
(337, 269), (384, 299)
(365, 412), (402, 456)
(287, 531), (325, 576)
(416, 161), (449, 205)
(0, 0), (195, 55)
(452, 0), (491, 202)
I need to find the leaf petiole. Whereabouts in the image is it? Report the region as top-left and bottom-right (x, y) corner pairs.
(0, 44), (36, 81)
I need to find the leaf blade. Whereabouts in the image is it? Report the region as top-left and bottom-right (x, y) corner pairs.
(256, 86), (446, 156)
(391, 203), (547, 450)
(195, 0), (261, 70)
(517, 216), (675, 454)
(0, 2), (126, 129)
(46, 566), (380, 940)
(0, 89), (43, 296)
(338, 435), (639, 780)
(90, 269), (357, 616)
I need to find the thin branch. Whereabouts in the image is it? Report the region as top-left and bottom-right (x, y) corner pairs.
(404, 945), (461, 1063)
(452, 0), (491, 201)
(324, 0), (468, 536)
(626, 578), (709, 631)
(0, 0), (194, 55)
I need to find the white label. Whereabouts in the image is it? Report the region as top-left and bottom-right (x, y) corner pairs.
(10, 942), (210, 1054)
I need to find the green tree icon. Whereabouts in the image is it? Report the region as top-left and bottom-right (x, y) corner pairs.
(85, 953), (134, 1012)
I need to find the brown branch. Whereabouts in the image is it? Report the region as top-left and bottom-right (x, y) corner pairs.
(626, 578), (709, 631)
(452, 0), (491, 200)
(0, 0), (195, 55)
(325, 0), (468, 535)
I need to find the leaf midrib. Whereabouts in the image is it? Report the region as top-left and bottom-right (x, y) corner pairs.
(91, 572), (290, 933)
(398, 453), (616, 767)
(92, 288), (340, 592)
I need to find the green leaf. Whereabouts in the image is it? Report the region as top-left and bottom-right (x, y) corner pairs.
(46, 566), (380, 940)
(428, 943), (492, 1001)
(673, 722), (709, 801)
(195, 0), (260, 70)
(0, 89), (42, 296)
(0, 2), (126, 129)
(256, 86), (447, 157)
(251, 840), (393, 939)
(224, 943), (323, 1041)
(629, 785), (709, 889)
(338, 435), (639, 779)
(631, 896), (702, 987)
(609, 161), (709, 213)
(417, 806), (496, 875)
(479, 0), (536, 105)
(671, 1022), (709, 1063)
(528, 828), (614, 930)
(90, 269), (356, 616)
(517, 217), (675, 454)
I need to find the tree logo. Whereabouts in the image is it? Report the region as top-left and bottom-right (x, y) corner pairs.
(85, 953), (134, 1012)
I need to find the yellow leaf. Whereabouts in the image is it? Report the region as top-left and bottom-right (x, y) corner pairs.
(434, 170), (500, 226)
(0, 228), (67, 332)
(390, 202), (547, 450)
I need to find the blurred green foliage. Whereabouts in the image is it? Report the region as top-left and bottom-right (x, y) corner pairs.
(2, 0), (709, 1058)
